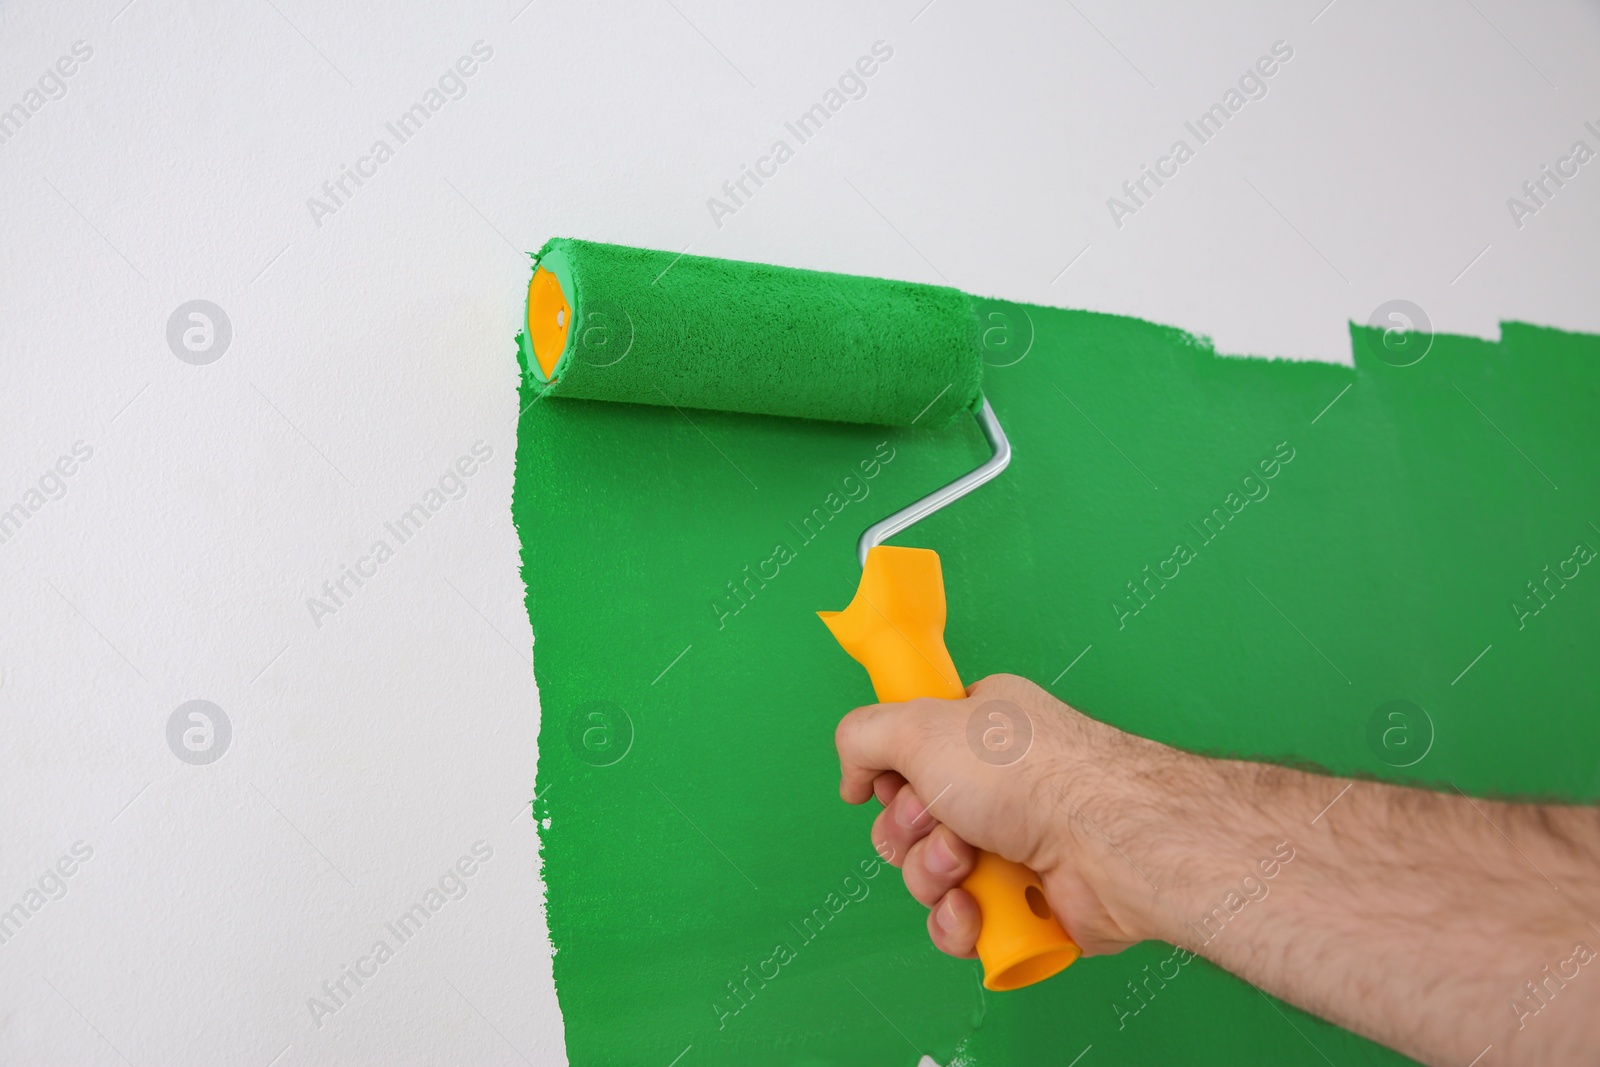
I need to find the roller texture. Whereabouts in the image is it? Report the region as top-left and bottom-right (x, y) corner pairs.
(520, 238), (984, 427)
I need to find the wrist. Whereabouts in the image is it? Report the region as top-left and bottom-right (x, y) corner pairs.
(1047, 737), (1300, 949)
(1104, 741), (1223, 945)
(1133, 753), (1305, 950)
(1039, 729), (1212, 944)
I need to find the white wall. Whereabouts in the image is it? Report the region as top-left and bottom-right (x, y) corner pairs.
(1, 1), (1597, 1063)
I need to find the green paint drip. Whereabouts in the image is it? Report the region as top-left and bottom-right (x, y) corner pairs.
(514, 303), (1600, 1066)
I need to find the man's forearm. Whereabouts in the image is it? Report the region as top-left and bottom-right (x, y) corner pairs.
(833, 677), (1599, 1063)
(1090, 751), (1600, 1065)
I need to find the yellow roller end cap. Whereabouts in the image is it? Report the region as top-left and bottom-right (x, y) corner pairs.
(527, 266), (572, 380)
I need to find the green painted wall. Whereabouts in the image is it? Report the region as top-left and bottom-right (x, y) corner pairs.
(514, 301), (1600, 1066)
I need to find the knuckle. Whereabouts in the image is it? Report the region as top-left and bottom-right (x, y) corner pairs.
(873, 818), (913, 869)
(934, 825), (976, 873)
(833, 708), (864, 753)
(902, 846), (943, 907)
(910, 709), (951, 752)
(984, 672), (1041, 703)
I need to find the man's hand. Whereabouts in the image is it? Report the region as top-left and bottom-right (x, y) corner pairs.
(834, 673), (1172, 959)
(834, 673), (1600, 1067)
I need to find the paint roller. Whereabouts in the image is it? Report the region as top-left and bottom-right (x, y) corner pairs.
(519, 237), (1081, 991)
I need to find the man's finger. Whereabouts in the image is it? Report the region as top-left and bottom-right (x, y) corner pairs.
(872, 771), (907, 807)
(870, 785), (943, 869)
(903, 825), (976, 907)
(926, 888), (980, 959)
(836, 701), (922, 804)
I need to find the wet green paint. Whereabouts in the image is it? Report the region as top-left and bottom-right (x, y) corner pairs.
(514, 303), (1600, 1066)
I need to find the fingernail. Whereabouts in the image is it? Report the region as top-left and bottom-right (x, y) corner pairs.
(925, 835), (959, 874)
(936, 898), (960, 932)
(895, 796), (926, 829)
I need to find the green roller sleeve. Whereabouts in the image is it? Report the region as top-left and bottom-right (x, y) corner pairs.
(517, 238), (984, 427)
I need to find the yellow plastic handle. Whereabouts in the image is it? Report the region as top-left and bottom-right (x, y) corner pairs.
(819, 545), (1081, 991)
